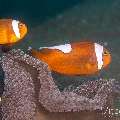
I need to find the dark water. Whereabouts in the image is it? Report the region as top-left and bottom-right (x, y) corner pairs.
(0, 0), (120, 119)
(0, 0), (82, 27)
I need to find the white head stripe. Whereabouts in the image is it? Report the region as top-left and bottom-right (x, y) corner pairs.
(12, 20), (20, 38)
(39, 44), (72, 53)
(94, 43), (103, 70)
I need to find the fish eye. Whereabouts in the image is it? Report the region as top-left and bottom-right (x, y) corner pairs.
(19, 23), (23, 28)
(104, 50), (109, 55)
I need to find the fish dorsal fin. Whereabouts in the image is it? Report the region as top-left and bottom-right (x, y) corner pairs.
(39, 44), (72, 53)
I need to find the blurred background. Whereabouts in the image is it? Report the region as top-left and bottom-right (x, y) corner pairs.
(0, 0), (120, 119)
(0, 0), (81, 27)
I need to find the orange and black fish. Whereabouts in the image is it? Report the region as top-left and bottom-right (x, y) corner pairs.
(0, 19), (27, 44)
(0, 19), (27, 52)
(29, 41), (111, 76)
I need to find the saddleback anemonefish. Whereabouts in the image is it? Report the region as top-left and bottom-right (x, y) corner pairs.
(29, 41), (111, 76)
(0, 19), (27, 45)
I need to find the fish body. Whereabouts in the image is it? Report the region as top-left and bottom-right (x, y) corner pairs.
(0, 19), (27, 45)
(30, 41), (111, 75)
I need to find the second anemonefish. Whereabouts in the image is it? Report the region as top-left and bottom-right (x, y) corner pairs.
(0, 19), (27, 45)
(29, 41), (111, 76)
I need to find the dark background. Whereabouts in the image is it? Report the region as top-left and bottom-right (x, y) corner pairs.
(0, 0), (83, 27)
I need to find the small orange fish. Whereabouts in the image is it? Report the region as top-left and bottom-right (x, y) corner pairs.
(0, 19), (27, 45)
(30, 41), (111, 76)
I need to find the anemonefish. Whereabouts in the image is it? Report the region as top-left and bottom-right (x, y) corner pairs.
(0, 19), (27, 45)
(29, 41), (111, 76)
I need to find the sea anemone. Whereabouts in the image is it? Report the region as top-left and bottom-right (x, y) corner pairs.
(0, 49), (116, 120)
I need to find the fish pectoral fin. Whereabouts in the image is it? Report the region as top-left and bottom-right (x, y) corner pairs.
(10, 34), (18, 43)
